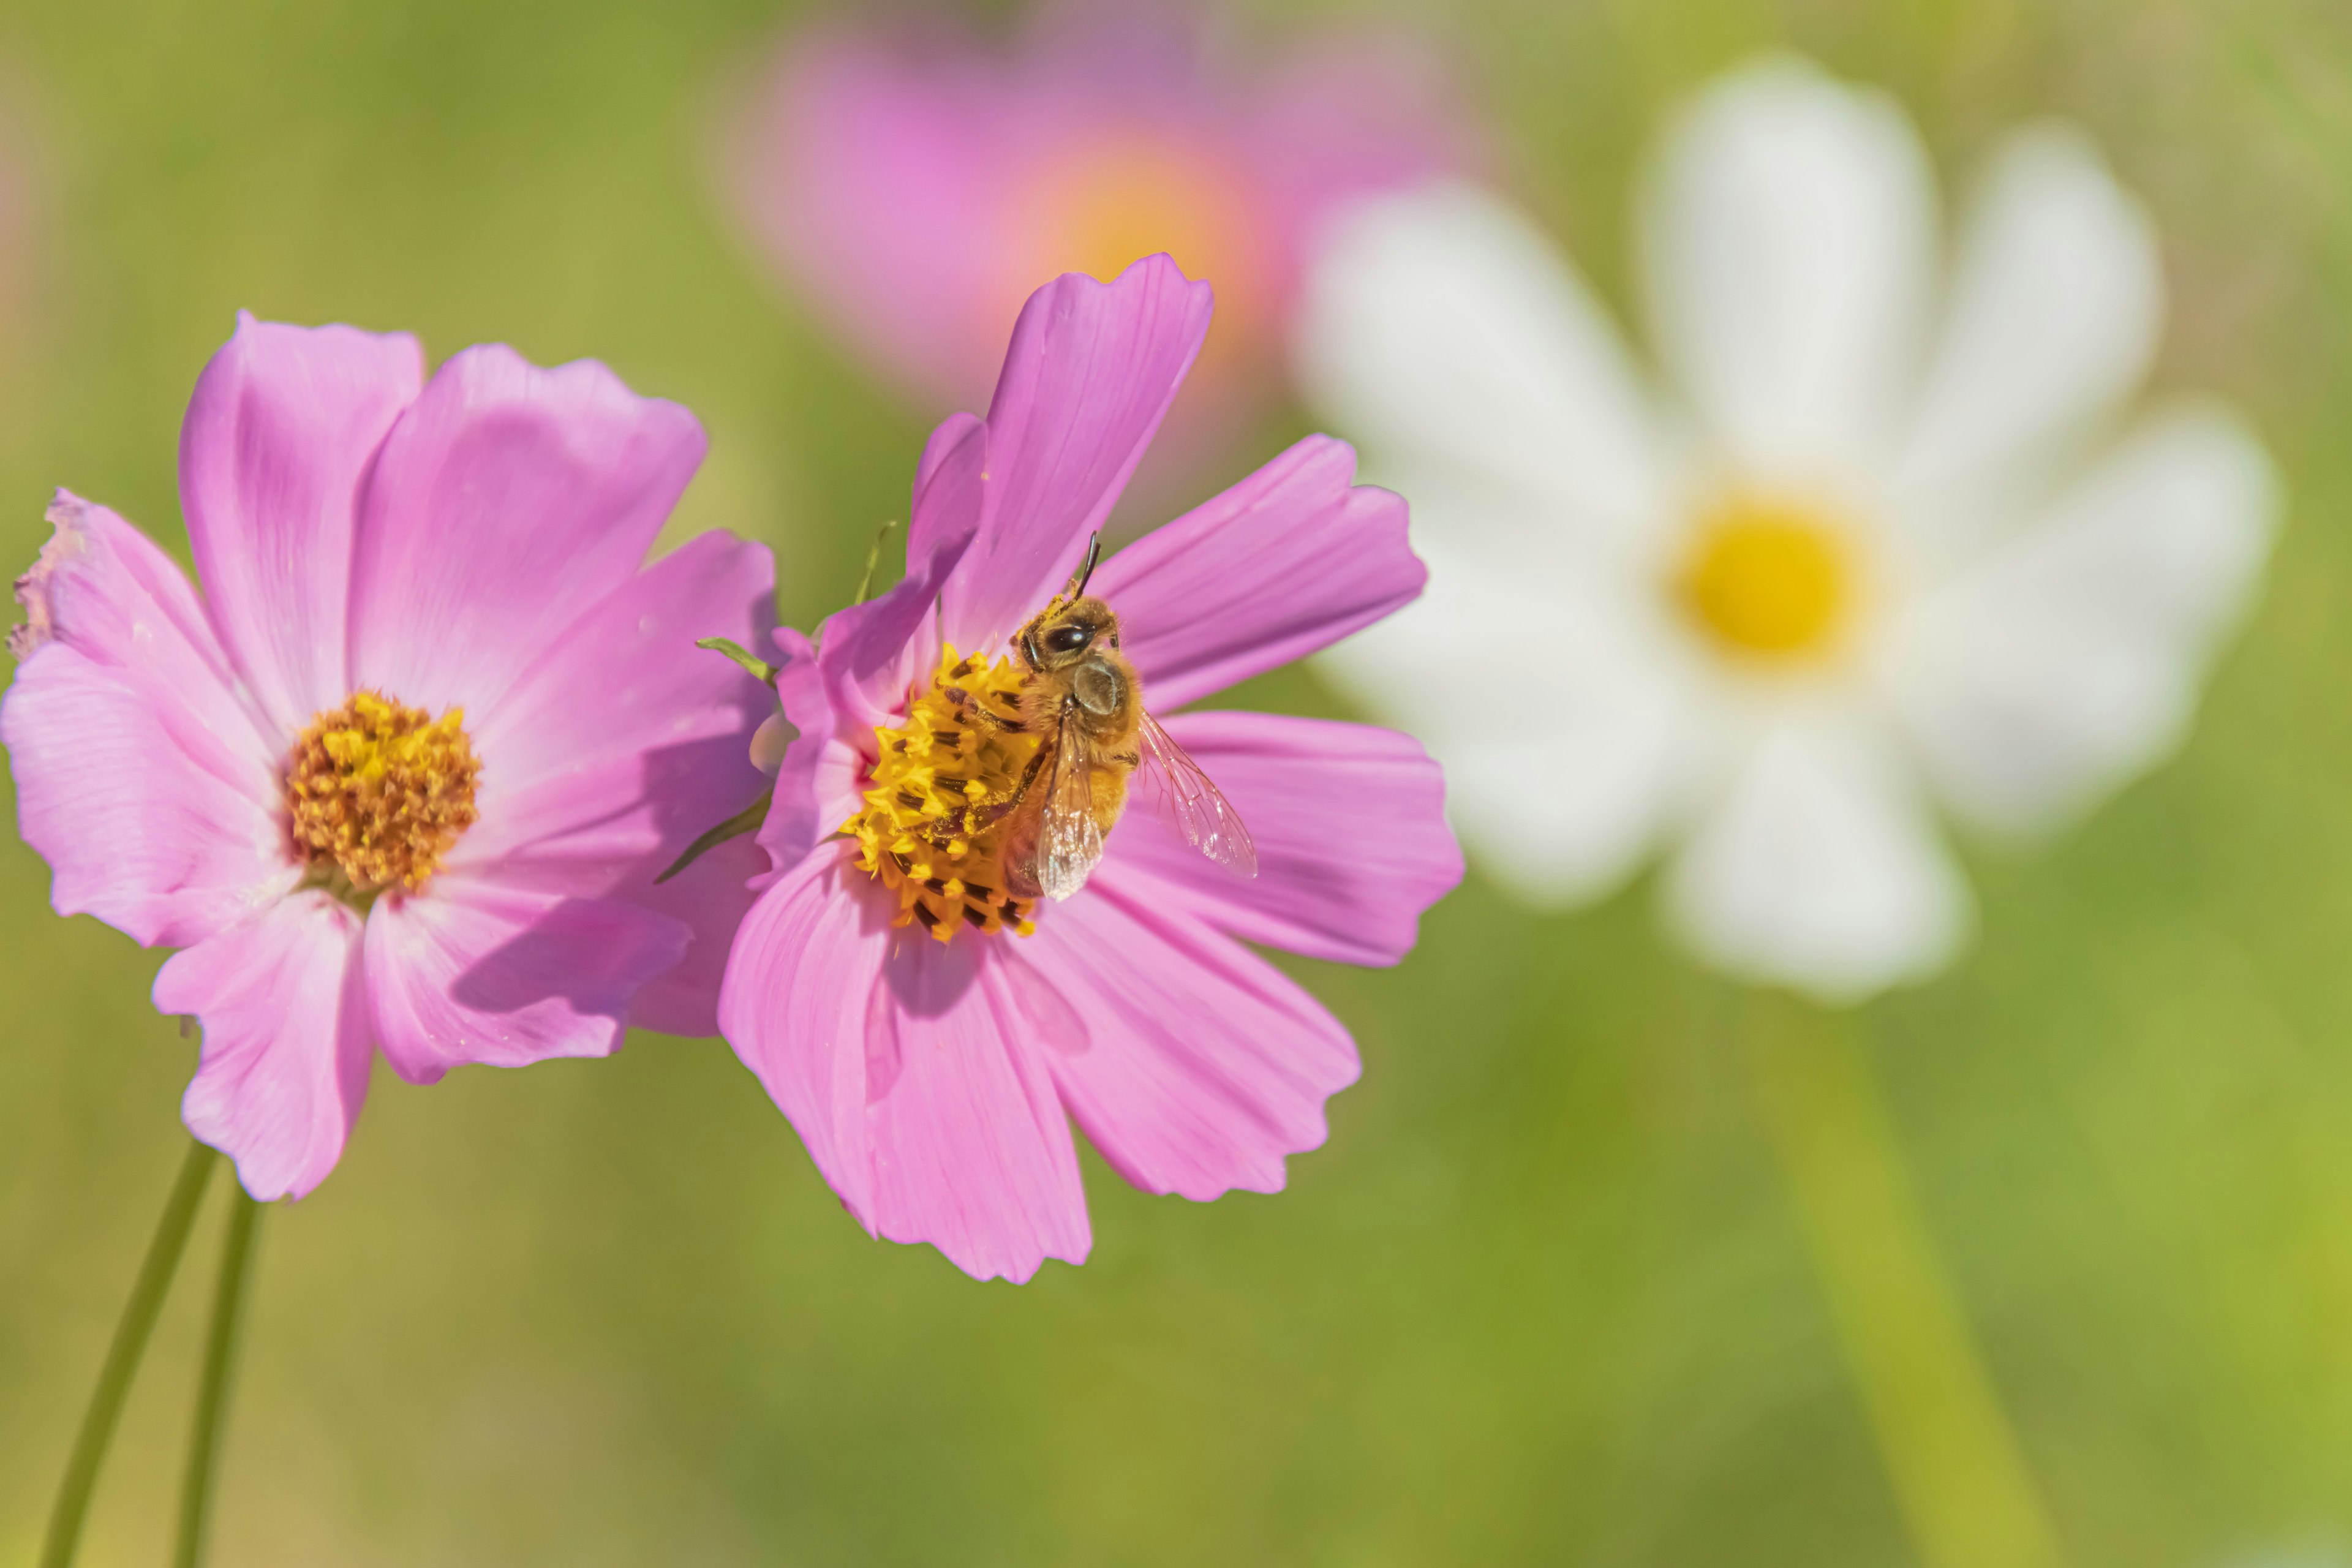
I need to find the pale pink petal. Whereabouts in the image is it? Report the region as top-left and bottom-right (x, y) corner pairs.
(2, 495), (288, 948)
(718, 851), (1091, 1282)
(1247, 32), (1483, 304)
(347, 344), (706, 722)
(1095, 711), (1458, 967)
(937, 257), (1213, 654)
(728, 29), (1015, 406)
(364, 877), (690, 1085)
(1091, 435), (1421, 709)
(1011, 880), (1359, 1201)
(178, 314), (424, 734)
(158, 891), (371, 1202)
(456, 529), (777, 867)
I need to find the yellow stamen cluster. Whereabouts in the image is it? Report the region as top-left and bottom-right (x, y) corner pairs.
(285, 690), (480, 897)
(846, 644), (1040, 943)
(1678, 499), (1854, 660)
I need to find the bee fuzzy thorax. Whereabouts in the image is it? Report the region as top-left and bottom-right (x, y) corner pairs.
(845, 644), (1041, 942)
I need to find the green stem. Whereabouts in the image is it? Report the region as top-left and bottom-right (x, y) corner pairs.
(174, 1186), (262, 1568)
(1743, 995), (2068, 1568)
(39, 1139), (217, 1568)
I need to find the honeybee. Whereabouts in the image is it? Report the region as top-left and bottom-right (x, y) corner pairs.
(978, 537), (1257, 902)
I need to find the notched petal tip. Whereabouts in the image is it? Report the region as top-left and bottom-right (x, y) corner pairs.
(9, 492), (92, 659)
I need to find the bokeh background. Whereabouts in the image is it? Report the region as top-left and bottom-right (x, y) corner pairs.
(6, 0), (2352, 1562)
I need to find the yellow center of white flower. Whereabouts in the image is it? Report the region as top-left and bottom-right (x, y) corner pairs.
(285, 691), (479, 899)
(845, 645), (1041, 944)
(1676, 499), (1853, 660)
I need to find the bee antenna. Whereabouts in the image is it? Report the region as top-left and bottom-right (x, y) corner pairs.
(1071, 532), (1104, 598)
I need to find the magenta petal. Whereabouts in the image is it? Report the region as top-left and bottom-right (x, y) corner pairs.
(178, 315), (426, 733)
(1099, 710), (1461, 967)
(364, 876), (690, 1085)
(719, 851), (1091, 1282)
(1093, 434), (1423, 709)
(2, 496), (288, 948)
(1012, 881), (1359, 1202)
(937, 257), (1214, 652)
(347, 344), (706, 721)
(159, 892), (372, 1202)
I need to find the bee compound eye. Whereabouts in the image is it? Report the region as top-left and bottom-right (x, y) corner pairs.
(1047, 625), (1090, 654)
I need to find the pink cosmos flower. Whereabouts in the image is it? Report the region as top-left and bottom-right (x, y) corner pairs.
(718, 256), (1463, 1282)
(2, 315), (776, 1200)
(724, 0), (1478, 460)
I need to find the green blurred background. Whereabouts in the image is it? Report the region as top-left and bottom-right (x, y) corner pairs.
(6, 0), (2352, 1562)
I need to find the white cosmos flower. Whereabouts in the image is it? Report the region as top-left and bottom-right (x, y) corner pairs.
(1294, 54), (2278, 1001)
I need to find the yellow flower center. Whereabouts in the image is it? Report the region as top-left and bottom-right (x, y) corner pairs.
(846, 644), (1041, 944)
(1676, 500), (1854, 660)
(285, 691), (480, 899)
(1012, 134), (1264, 361)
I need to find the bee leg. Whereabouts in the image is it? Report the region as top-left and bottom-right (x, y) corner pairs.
(965, 741), (1054, 828)
(943, 685), (1025, 733)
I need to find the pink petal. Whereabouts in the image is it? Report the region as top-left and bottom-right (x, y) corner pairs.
(2, 495), (288, 948)
(625, 832), (769, 1038)
(908, 409), (987, 576)
(178, 315), (426, 734)
(1091, 434), (1423, 709)
(937, 257), (1213, 654)
(1245, 32), (1487, 300)
(726, 29), (1017, 408)
(456, 529), (777, 867)
(347, 344), (706, 723)
(157, 891), (372, 1202)
(1012, 878), (1359, 1202)
(1096, 710), (1460, 967)
(756, 624), (856, 873)
(435, 529), (774, 1037)
(718, 850), (1091, 1282)
(756, 440), (986, 874)
(364, 876), (691, 1085)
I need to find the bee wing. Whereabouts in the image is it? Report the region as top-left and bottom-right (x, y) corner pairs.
(1137, 709), (1258, 879)
(1031, 723), (1106, 902)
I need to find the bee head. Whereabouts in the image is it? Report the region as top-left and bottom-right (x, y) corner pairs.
(1021, 596), (1119, 671)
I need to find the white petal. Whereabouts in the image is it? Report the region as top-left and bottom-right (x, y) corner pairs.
(1295, 180), (1672, 558)
(1885, 405), (2277, 834)
(1641, 55), (1938, 483)
(1316, 488), (1695, 905)
(1892, 125), (2165, 559)
(1667, 713), (1970, 1001)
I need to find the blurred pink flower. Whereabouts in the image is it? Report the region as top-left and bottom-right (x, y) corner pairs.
(2, 315), (777, 1200)
(719, 257), (1461, 1283)
(724, 1), (1478, 459)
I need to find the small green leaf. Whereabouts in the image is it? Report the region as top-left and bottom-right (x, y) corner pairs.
(653, 791), (774, 884)
(695, 636), (777, 685)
